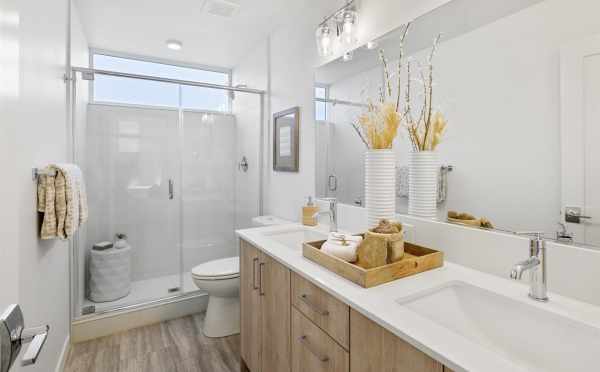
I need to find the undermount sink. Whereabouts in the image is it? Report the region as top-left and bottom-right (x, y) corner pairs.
(262, 228), (328, 250)
(397, 281), (600, 372)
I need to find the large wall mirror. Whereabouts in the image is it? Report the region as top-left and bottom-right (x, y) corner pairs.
(314, 0), (600, 249)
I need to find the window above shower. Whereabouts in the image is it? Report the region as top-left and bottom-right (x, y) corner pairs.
(315, 85), (328, 121)
(91, 52), (232, 112)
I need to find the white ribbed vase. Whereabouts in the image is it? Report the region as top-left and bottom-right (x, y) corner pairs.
(365, 149), (396, 228)
(408, 151), (438, 219)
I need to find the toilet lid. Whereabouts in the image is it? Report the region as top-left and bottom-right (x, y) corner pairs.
(191, 257), (239, 279)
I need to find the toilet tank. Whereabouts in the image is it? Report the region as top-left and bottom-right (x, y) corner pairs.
(251, 215), (291, 227)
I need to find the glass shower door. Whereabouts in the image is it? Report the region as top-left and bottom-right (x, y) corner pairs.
(81, 103), (182, 314)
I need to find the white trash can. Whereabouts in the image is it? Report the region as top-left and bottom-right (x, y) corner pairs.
(89, 244), (132, 302)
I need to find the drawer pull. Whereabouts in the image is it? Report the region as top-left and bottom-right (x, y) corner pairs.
(252, 257), (259, 290)
(300, 294), (329, 316)
(298, 335), (329, 362)
(259, 262), (265, 296)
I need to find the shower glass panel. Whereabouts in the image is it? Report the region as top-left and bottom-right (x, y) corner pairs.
(71, 67), (263, 318)
(81, 104), (182, 314)
(180, 112), (237, 283)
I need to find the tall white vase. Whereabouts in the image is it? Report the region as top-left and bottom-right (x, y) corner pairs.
(408, 151), (438, 219)
(365, 150), (396, 228)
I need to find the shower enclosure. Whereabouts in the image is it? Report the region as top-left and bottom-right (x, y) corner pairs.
(69, 57), (264, 319)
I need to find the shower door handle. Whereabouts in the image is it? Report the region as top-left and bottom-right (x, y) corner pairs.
(168, 179), (174, 200)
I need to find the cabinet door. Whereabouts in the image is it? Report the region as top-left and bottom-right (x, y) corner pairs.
(240, 240), (261, 372)
(260, 252), (291, 372)
(350, 309), (444, 372)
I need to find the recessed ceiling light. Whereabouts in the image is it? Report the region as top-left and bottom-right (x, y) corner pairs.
(166, 39), (183, 51)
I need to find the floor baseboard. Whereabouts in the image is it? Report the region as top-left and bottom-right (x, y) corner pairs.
(55, 335), (70, 372)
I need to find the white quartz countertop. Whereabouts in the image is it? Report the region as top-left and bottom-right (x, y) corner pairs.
(236, 223), (600, 372)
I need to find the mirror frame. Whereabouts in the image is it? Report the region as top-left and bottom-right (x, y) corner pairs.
(273, 107), (300, 172)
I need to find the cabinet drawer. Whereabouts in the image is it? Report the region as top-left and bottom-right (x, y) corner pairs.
(291, 272), (350, 349)
(292, 307), (349, 372)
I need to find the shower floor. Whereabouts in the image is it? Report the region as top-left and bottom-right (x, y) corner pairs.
(82, 271), (199, 314)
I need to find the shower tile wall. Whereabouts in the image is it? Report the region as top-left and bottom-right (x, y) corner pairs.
(85, 104), (237, 292)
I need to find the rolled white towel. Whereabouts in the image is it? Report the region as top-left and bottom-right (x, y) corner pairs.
(321, 234), (363, 262)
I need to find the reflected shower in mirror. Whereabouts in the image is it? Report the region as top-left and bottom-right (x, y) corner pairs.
(314, 0), (600, 249)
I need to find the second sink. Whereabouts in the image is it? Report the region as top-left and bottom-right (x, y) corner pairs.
(396, 281), (600, 372)
(262, 228), (328, 250)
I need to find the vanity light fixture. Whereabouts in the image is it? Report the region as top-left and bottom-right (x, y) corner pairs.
(315, 23), (333, 57)
(338, 8), (358, 46)
(315, 0), (358, 57)
(166, 39), (183, 51)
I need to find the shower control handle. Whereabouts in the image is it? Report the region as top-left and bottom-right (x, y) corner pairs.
(168, 179), (174, 200)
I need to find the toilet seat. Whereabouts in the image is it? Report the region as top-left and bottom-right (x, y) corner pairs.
(191, 257), (239, 281)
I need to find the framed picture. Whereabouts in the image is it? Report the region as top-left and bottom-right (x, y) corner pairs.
(273, 107), (300, 172)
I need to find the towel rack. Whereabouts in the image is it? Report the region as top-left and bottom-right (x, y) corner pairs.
(32, 168), (57, 181)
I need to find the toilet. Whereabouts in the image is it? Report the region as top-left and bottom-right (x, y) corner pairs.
(191, 257), (241, 338)
(192, 216), (291, 338)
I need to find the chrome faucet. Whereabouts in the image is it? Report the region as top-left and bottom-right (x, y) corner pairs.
(510, 232), (548, 302)
(312, 197), (338, 232)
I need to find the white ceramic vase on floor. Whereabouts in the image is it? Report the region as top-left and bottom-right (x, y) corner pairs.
(365, 149), (396, 228)
(408, 151), (438, 219)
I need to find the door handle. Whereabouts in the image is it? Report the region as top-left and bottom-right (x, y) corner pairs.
(20, 326), (48, 366)
(252, 257), (259, 290)
(258, 262), (265, 296)
(0, 305), (49, 372)
(168, 179), (174, 200)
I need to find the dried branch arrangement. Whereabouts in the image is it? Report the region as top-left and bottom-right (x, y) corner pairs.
(352, 23), (447, 152)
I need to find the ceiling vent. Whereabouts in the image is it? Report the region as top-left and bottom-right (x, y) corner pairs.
(203, 0), (241, 18)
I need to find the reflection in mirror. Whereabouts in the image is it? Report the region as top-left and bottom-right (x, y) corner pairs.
(315, 0), (600, 249)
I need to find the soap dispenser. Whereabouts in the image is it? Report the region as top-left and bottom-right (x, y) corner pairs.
(302, 196), (319, 226)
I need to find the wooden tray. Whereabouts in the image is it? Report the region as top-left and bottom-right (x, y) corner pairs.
(302, 238), (443, 288)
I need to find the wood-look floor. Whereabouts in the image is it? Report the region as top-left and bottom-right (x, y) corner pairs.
(64, 313), (240, 372)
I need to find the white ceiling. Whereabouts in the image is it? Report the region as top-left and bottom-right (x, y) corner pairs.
(74, 0), (324, 69)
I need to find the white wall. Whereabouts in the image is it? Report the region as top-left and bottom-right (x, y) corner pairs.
(232, 40), (268, 229)
(322, 0), (600, 233)
(0, 0), (71, 371)
(261, 1), (338, 221)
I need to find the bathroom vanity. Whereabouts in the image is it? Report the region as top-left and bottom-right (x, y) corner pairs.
(239, 237), (451, 372)
(237, 224), (600, 372)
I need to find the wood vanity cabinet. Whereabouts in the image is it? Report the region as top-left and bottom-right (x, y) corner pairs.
(291, 307), (349, 372)
(240, 240), (291, 372)
(350, 309), (445, 372)
(240, 239), (452, 372)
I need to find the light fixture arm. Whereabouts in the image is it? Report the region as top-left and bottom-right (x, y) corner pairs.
(317, 0), (356, 27)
